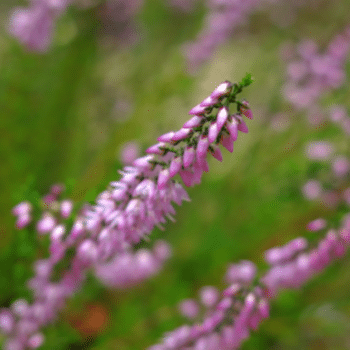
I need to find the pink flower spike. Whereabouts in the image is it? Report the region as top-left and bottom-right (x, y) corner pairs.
(221, 134), (234, 153)
(200, 95), (218, 107)
(157, 169), (171, 190)
(238, 119), (249, 133)
(226, 118), (238, 141)
(157, 131), (175, 143)
(172, 128), (191, 141)
(216, 107), (229, 131)
(183, 146), (196, 168)
(211, 81), (232, 99)
(183, 116), (202, 129)
(169, 157), (182, 177)
(179, 170), (194, 187)
(146, 142), (166, 155)
(189, 103), (207, 115)
(208, 122), (219, 143)
(210, 145), (223, 162)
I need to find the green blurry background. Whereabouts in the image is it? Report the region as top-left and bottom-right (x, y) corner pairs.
(1, 0), (350, 349)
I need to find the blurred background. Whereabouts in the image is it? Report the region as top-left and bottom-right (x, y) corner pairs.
(1, 0), (350, 349)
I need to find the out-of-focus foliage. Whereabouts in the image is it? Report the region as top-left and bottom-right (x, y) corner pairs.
(1, 0), (350, 349)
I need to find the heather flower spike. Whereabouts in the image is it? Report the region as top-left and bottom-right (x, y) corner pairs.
(2, 77), (253, 350)
(151, 211), (350, 350)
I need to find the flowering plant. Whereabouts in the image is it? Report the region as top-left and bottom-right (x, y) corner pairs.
(1, 1), (350, 350)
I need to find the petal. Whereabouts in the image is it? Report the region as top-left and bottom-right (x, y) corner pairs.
(179, 170), (194, 187)
(221, 134), (234, 153)
(192, 161), (203, 185)
(146, 142), (166, 155)
(172, 128), (191, 141)
(183, 116), (203, 129)
(157, 169), (171, 190)
(200, 95), (218, 107)
(183, 146), (196, 168)
(210, 145), (223, 162)
(157, 131), (175, 142)
(189, 103), (207, 115)
(226, 118), (238, 141)
(211, 81), (232, 99)
(196, 135), (209, 161)
(238, 119), (249, 133)
(208, 122), (219, 143)
(133, 155), (154, 169)
(217, 106), (229, 131)
(169, 157), (182, 177)
(241, 107), (254, 120)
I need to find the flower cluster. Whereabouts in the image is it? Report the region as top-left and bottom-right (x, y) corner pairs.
(94, 240), (172, 288)
(262, 215), (350, 295)
(149, 211), (350, 350)
(0, 77), (254, 349)
(282, 26), (350, 110)
(301, 110), (350, 208)
(9, 0), (73, 52)
(183, 0), (259, 74)
(8, 0), (145, 52)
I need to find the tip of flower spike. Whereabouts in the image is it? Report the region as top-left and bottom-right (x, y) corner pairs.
(240, 73), (254, 87)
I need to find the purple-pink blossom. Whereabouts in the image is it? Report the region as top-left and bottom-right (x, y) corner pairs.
(306, 141), (334, 160)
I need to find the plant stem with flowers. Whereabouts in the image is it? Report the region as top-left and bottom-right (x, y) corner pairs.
(0, 75), (254, 350)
